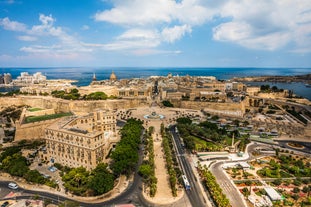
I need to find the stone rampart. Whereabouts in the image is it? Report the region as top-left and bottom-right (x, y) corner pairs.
(171, 100), (243, 111)
(0, 96), (148, 113)
(25, 108), (55, 117)
(15, 119), (60, 141)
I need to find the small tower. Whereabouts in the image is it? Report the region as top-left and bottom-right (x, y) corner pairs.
(92, 73), (96, 81)
(110, 71), (117, 81)
(229, 133), (236, 153)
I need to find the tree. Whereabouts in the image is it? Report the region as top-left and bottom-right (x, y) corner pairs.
(271, 86), (278, 92)
(176, 117), (192, 125)
(302, 186), (310, 193)
(260, 85), (270, 91)
(110, 119), (143, 176)
(62, 167), (89, 196)
(59, 200), (80, 207)
(162, 100), (174, 107)
(24, 170), (46, 184)
(273, 179), (282, 186)
(242, 187), (250, 197)
(86, 92), (108, 100)
(88, 163), (114, 195)
(139, 164), (153, 179)
(293, 187), (300, 193)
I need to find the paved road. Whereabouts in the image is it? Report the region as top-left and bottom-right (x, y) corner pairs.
(1, 178), (145, 207)
(208, 143), (261, 207)
(170, 126), (210, 207)
(208, 143), (280, 207)
(210, 162), (246, 207)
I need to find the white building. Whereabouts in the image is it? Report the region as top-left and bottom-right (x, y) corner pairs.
(264, 187), (282, 201)
(14, 72), (46, 84)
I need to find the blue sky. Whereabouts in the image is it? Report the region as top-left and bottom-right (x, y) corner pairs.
(0, 0), (311, 67)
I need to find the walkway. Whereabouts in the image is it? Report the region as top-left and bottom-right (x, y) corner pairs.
(132, 106), (186, 205)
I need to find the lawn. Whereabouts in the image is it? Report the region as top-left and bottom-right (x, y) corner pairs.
(193, 137), (221, 151)
(28, 107), (43, 112)
(25, 112), (72, 123)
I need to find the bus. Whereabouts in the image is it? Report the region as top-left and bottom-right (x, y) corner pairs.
(182, 175), (191, 190)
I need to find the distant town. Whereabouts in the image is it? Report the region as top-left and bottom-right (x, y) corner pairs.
(0, 71), (311, 207)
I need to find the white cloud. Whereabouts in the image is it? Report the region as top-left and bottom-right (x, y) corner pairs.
(161, 24), (192, 43)
(95, 0), (174, 26)
(131, 49), (182, 56)
(81, 25), (89, 30)
(0, 17), (27, 32)
(95, 0), (311, 53)
(95, 0), (214, 26)
(0, 14), (100, 57)
(213, 22), (251, 42)
(213, 0), (311, 52)
(17, 35), (37, 41)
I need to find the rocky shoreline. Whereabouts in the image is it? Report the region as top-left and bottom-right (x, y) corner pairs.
(232, 73), (311, 84)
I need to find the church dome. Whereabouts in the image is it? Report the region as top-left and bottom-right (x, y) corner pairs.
(110, 71), (117, 81)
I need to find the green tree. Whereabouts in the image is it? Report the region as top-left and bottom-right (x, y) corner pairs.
(24, 170), (46, 184)
(293, 187), (300, 193)
(62, 167), (89, 196)
(162, 100), (174, 107)
(273, 179), (282, 186)
(139, 164), (153, 179)
(176, 117), (192, 125)
(59, 200), (80, 207)
(88, 163), (114, 195)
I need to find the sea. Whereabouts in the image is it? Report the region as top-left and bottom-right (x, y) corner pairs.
(0, 67), (310, 100)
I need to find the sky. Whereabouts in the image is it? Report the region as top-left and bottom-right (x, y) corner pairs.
(0, 0), (311, 68)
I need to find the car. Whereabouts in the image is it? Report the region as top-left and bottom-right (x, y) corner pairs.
(1, 201), (9, 207)
(8, 182), (18, 190)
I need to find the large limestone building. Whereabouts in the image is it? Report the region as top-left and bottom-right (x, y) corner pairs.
(43, 110), (117, 170)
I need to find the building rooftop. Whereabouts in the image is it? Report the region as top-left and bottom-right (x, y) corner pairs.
(264, 187), (282, 201)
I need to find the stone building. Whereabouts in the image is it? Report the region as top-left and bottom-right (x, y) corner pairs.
(14, 72), (46, 85)
(43, 110), (117, 170)
(0, 73), (12, 84)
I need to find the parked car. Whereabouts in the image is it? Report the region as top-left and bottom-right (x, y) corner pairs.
(1, 201), (9, 207)
(8, 182), (18, 190)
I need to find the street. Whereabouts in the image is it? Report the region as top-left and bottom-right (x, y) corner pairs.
(170, 126), (210, 207)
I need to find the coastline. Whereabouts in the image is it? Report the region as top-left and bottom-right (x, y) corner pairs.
(232, 73), (311, 84)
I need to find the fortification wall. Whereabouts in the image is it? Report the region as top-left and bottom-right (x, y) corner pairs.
(15, 119), (60, 141)
(25, 108), (55, 117)
(0, 96), (148, 113)
(171, 100), (243, 111)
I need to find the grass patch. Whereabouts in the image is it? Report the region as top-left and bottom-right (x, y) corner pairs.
(25, 112), (72, 123)
(193, 137), (221, 151)
(28, 107), (43, 112)
(224, 137), (233, 146)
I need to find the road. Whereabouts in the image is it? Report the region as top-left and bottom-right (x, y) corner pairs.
(1, 176), (145, 207)
(210, 162), (246, 207)
(169, 126), (209, 207)
(208, 143), (262, 207)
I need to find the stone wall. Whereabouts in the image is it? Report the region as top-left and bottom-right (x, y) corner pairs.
(15, 119), (60, 141)
(25, 108), (55, 117)
(171, 100), (244, 111)
(0, 96), (148, 113)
